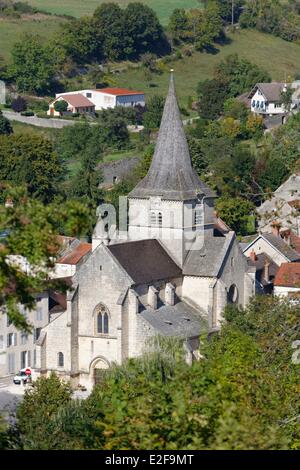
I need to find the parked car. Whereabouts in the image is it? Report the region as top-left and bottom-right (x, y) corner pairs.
(13, 368), (31, 385)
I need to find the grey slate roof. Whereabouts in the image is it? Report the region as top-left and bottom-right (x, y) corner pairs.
(140, 301), (207, 338)
(129, 73), (215, 201)
(108, 239), (182, 285)
(262, 233), (300, 262)
(183, 231), (236, 277)
(249, 83), (284, 102)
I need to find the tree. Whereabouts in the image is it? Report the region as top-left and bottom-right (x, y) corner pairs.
(11, 96), (27, 113)
(197, 79), (229, 120)
(93, 3), (126, 60)
(9, 34), (56, 94)
(7, 297), (300, 449)
(0, 134), (64, 203)
(280, 86), (293, 113)
(16, 373), (72, 449)
(143, 95), (164, 129)
(168, 8), (189, 44)
(123, 3), (169, 57)
(59, 16), (103, 64)
(70, 137), (103, 206)
(0, 187), (92, 330)
(0, 110), (12, 136)
(215, 196), (255, 234)
(54, 99), (68, 115)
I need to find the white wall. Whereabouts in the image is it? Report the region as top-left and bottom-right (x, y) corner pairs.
(243, 237), (289, 266)
(250, 89), (284, 115)
(274, 285), (300, 297)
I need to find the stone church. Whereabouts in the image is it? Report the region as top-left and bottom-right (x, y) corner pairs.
(36, 74), (255, 389)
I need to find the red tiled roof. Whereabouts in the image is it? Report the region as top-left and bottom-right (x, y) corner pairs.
(94, 88), (144, 96)
(55, 94), (95, 108)
(280, 230), (300, 255)
(57, 242), (92, 265)
(274, 262), (300, 287)
(287, 199), (300, 209)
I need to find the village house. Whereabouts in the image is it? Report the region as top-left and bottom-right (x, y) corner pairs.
(242, 224), (300, 293)
(0, 237), (91, 378)
(35, 73), (255, 390)
(257, 174), (300, 235)
(47, 94), (96, 117)
(48, 88), (145, 115)
(274, 262), (300, 299)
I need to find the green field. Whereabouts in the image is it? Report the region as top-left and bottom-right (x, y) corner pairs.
(115, 29), (300, 106)
(0, 16), (67, 61)
(27, 0), (201, 25)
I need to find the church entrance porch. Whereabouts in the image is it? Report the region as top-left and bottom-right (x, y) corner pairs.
(90, 356), (110, 386)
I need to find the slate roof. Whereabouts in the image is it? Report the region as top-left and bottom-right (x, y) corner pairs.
(262, 233), (300, 262)
(108, 239), (182, 284)
(183, 231), (236, 277)
(274, 262), (300, 287)
(129, 73), (215, 201)
(140, 301), (207, 337)
(247, 253), (278, 286)
(249, 83), (284, 102)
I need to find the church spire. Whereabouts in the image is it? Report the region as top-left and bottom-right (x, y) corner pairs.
(129, 71), (214, 200)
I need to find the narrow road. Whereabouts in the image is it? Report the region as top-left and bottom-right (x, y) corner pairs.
(2, 110), (75, 129)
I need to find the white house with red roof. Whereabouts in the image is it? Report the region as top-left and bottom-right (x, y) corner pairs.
(49, 88), (145, 114)
(47, 94), (96, 116)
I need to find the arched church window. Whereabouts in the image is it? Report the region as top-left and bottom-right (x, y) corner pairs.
(227, 284), (238, 304)
(150, 211), (157, 225)
(158, 212), (162, 227)
(103, 312), (109, 334)
(95, 305), (110, 335)
(58, 352), (64, 367)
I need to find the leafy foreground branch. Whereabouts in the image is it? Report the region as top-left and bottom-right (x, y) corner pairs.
(2, 296), (299, 450)
(0, 187), (93, 330)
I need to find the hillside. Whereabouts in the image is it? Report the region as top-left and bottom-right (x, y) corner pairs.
(115, 29), (300, 106)
(26, 0), (201, 25)
(0, 14), (68, 61)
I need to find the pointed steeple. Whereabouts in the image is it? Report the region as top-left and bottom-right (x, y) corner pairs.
(129, 71), (214, 200)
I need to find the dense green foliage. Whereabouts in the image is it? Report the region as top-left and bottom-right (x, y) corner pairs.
(168, 3), (224, 50)
(240, 0), (300, 43)
(0, 187), (92, 329)
(197, 54), (271, 120)
(143, 95), (164, 129)
(59, 2), (169, 64)
(6, 296), (300, 450)
(8, 34), (57, 93)
(0, 110), (12, 135)
(54, 99), (68, 115)
(0, 134), (64, 203)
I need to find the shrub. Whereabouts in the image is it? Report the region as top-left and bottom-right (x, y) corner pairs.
(11, 96), (27, 113)
(20, 111), (34, 117)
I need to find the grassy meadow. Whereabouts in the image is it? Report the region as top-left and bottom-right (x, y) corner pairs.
(0, 15), (67, 61)
(115, 29), (300, 106)
(27, 0), (201, 24)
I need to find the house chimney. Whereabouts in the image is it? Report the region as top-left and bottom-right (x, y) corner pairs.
(271, 221), (281, 237)
(282, 230), (291, 246)
(165, 283), (176, 306)
(148, 285), (158, 310)
(249, 249), (257, 262)
(263, 260), (270, 283)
